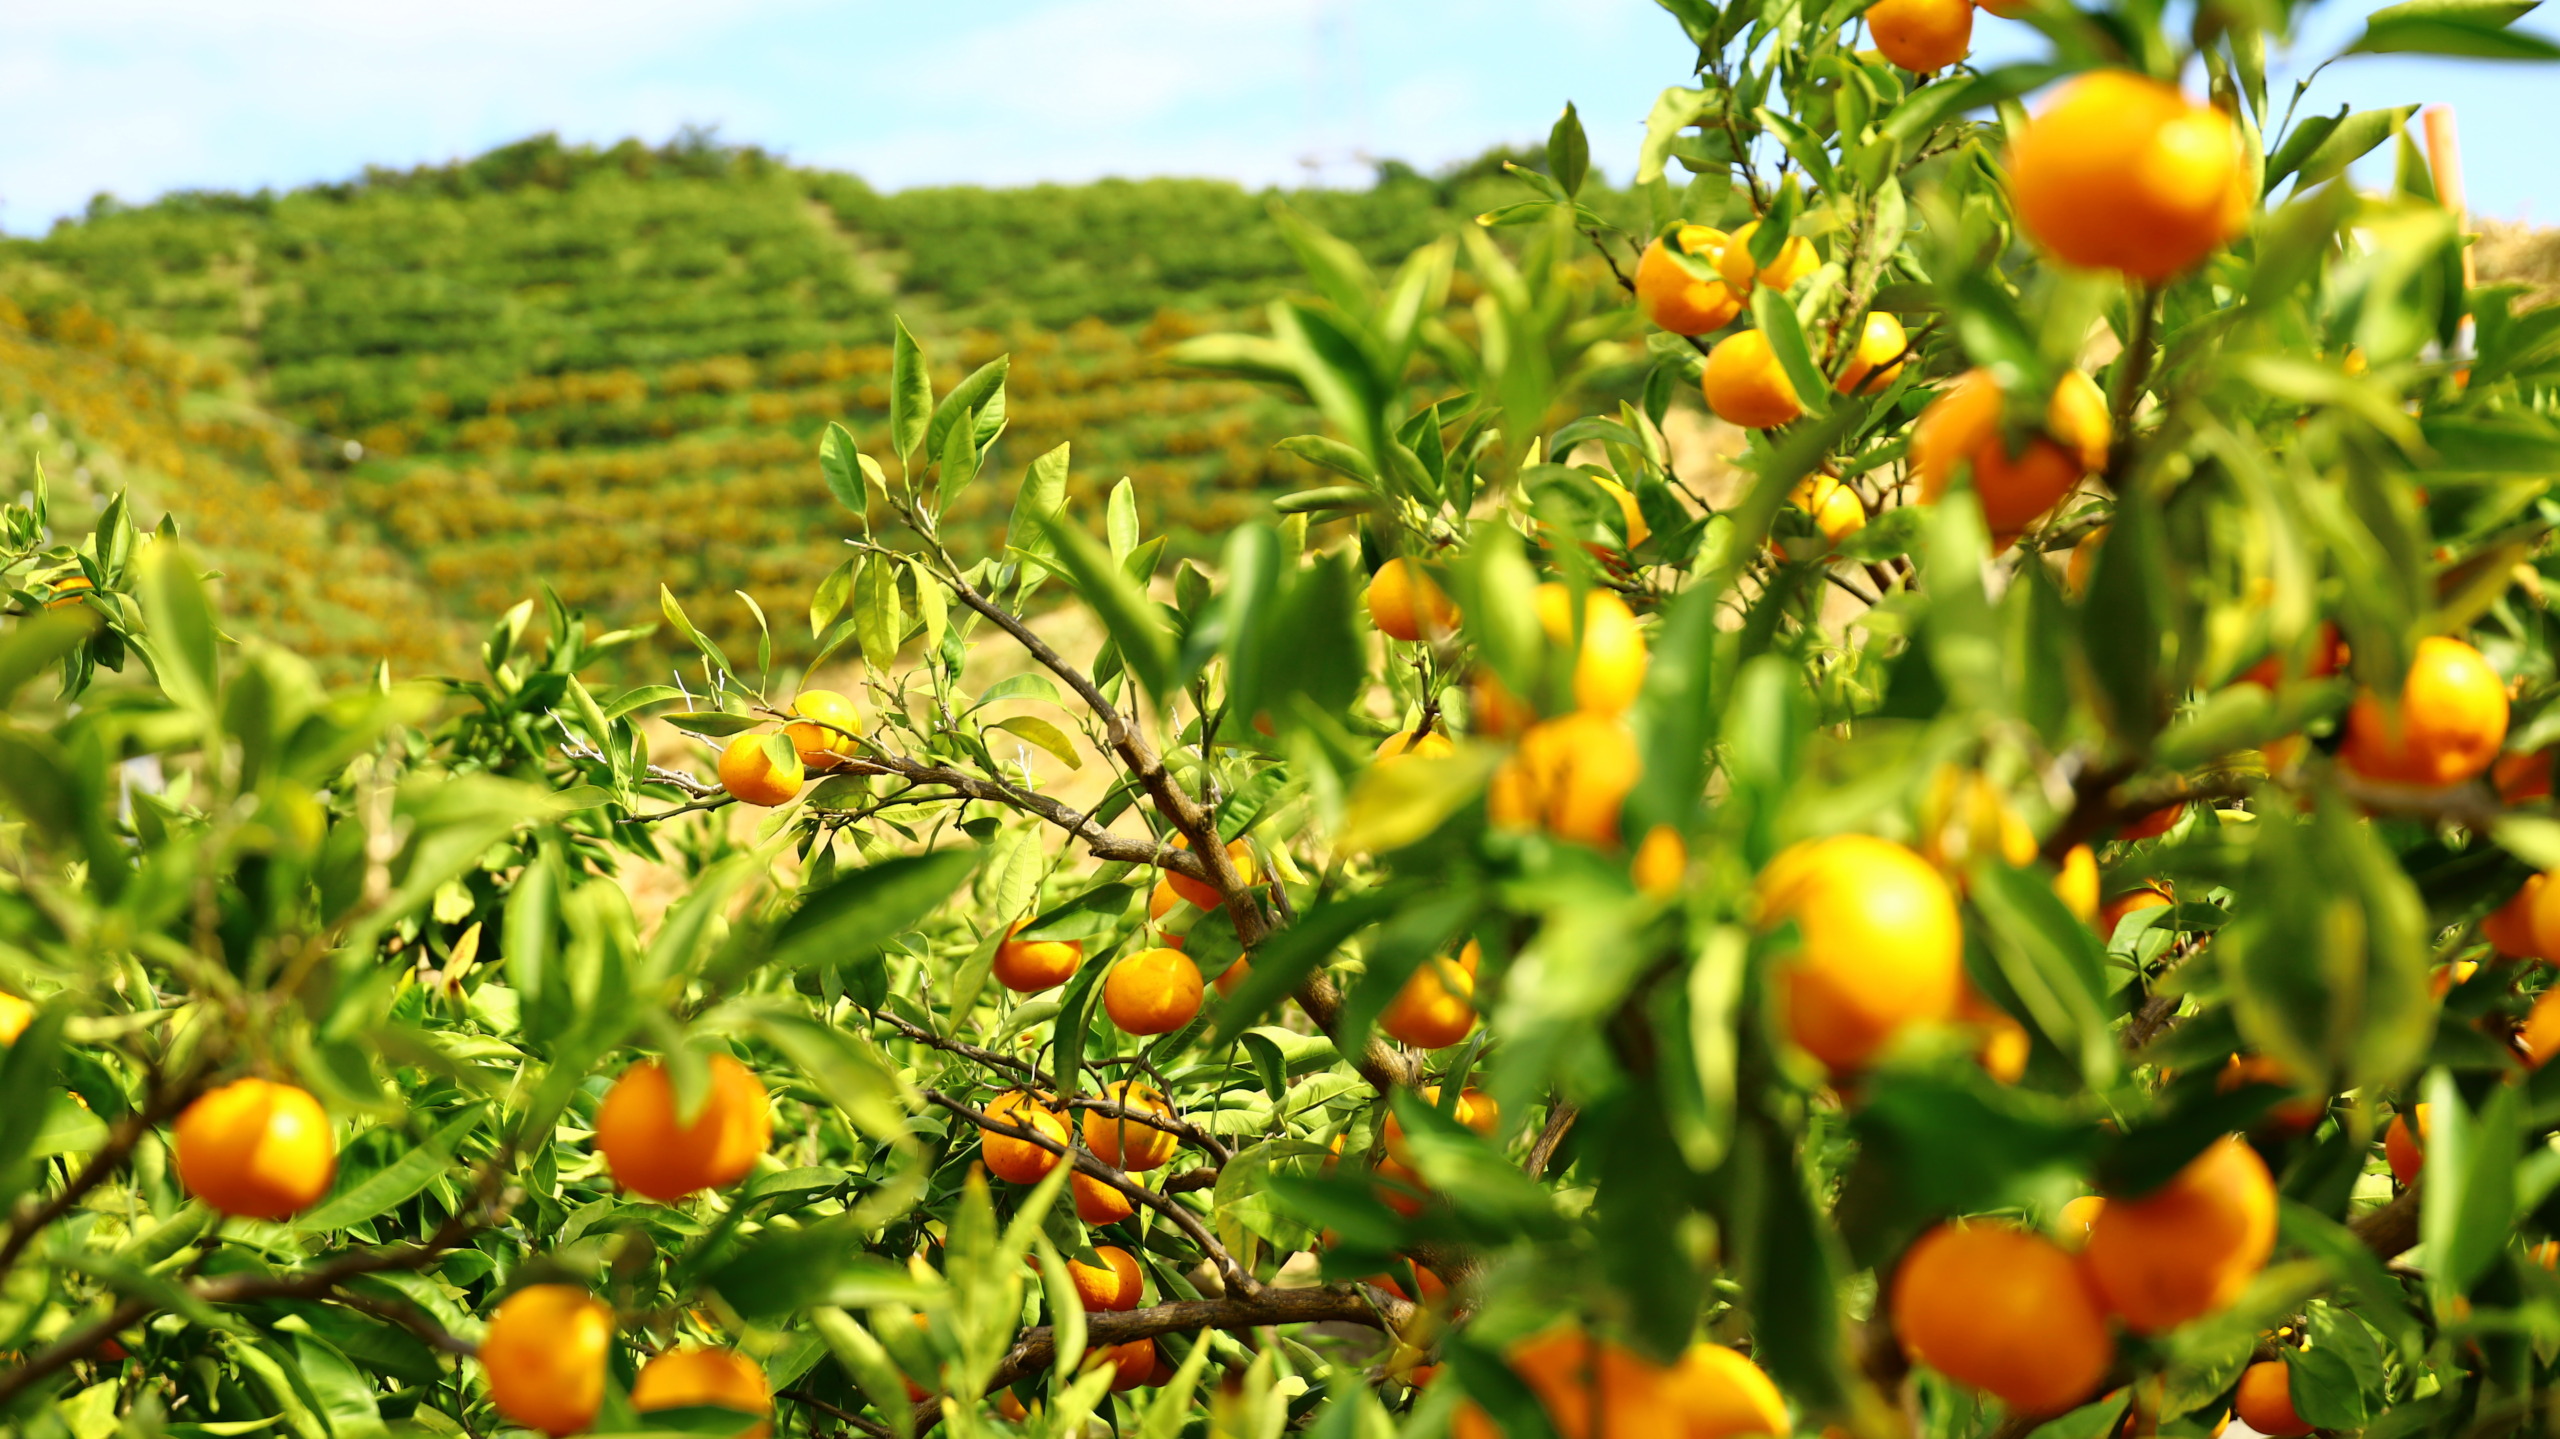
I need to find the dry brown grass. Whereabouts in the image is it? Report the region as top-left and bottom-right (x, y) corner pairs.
(2479, 219), (2560, 308)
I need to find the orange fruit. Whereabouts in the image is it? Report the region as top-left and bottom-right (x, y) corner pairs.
(993, 920), (1083, 994)
(2237, 621), (2348, 689)
(1891, 1222), (2114, 1414)
(1784, 473), (1867, 547)
(1633, 825), (1688, 896)
(1073, 1171), (1137, 1224)
(1978, 0), (2031, 14)
(1063, 1245), (1145, 1311)
(980, 1092), (1070, 1184)
(1868, 0), (1973, 71)
(1756, 835), (1965, 1071)
(1379, 942), (1481, 1049)
(1590, 475), (1652, 552)
(1367, 559), (1459, 643)
(43, 575), (93, 610)
(1834, 311), (1909, 394)
(1912, 369), (2110, 539)
(1716, 222), (1819, 294)
(2339, 635), (2510, 788)
(2432, 958), (2481, 998)
(718, 733), (804, 808)
(633, 1349), (771, 1438)
(2496, 748), (2555, 802)
(1384, 1086), (1500, 1167)
(174, 1079), (339, 1220)
(1451, 1328), (1786, 1439)
(1703, 331), (1805, 429)
(2385, 1106), (2429, 1185)
(1471, 668), (1541, 738)
(2082, 1136), (2277, 1332)
(1376, 729), (1456, 761)
(2057, 1195), (2106, 1249)
(1083, 1080), (1180, 1171)
(2054, 845), (2099, 922)
(995, 1390), (1032, 1422)
(1918, 767), (2039, 875)
(1105, 947), (1205, 1035)
(2008, 71), (2249, 280)
(2099, 884), (2172, 937)
(1090, 1338), (1157, 1392)
(2065, 526), (2105, 595)
(1373, 1153), (1430, 1215)
(782, 689), (862, 770)
(593, 1054), (770, 1202)
(2118, 802), (2184, 842)
(1973, 1007), (2032, 1085)
(2234, 1362), (2312, 1439)
(1168, 835), (1257, 910)
(2485, 876), (2550, 958)
(0, 993), (31, 1045)
(1534, 583), (1647, 715)
(1368, 1263), (1450, 1306)
(482, 1285), (614, 1438)
(1213, 954), (1250, 996)
(2519, 990), (2560, 1068)
(1636, 226), (1745, 335)
(1487, 712), (1642, 849)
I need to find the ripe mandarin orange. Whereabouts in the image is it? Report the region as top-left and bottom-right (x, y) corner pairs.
(1834, 311), (1910, 394)
(1105, 947), (1205, 1035)
(1167, 835), (1257, 910)
(1212, 954), (1250, 996)
(1487, 712), (1642, 848)
(1534, 583), (1647, 715)
(1636, 226), (1745, 336)
(1704, 331), (1805, 429)
(2057, 1195), (2106, 1249)
(1083, 1080), (1180, 1171)
(782, 690), (862, 770)
(1452, 1328), (1788, 1439)
(993, 920), (1083, 994)
(980, 1092), (1070, 1184)
(1073, 1171), (1138, 1224)
(2099, 884), (2172, 937)
(1590, 475), (1652, 552)
(1662, 1344), (1790, 1439)
(2119, 802), (2185, 842)
(482, 1285), (614, 1438)
(2055, 845), (2100, 922)
(1634, 824), (1689, 896)
(1064, 1245), (1145, 1311)
(1379, 942), (1481, 1049)
(0, 993), (31, 1045)
(2008, 71), (2249, 280)
(173, 1078), (338, 1220)
(1868, 0), (1973, 71)
(1912, 369), (2110, 538)
(1471, 668), (1541, 738)
(718, 733), (804, 808)
(633, 1349), (771, 1437)
(43, 575), (93, 610)
(2339, 636), (2510, 788)
(594, 1054), (771, 1202)
(1756, 835), (1965, 1071)
(1384, 1087), (1500, 1167)
(1785, 473), (1867, 546)
(1367, 559), (1459, 643)
(2385, 1106), (2428, 1185)
(1717, 222), (1819, 293)
(2083, 1136), (2276, 1332)
(1376, 729), (1457, 760)
(1891, 1222), (2114, 1414)
(2518, 990), (2560, 1068)
(2234, 1362), (2312, 1439)
(2496, 748), (2555, 802)
(1093, 1338), (1157, 1392)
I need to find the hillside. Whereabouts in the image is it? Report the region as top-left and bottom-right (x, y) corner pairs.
(5, 134), (1576, 672)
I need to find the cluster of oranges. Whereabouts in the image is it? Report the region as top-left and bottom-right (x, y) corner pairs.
(1893, 1136), (2277, 1414)
(715, 689), (864, 808)
(975, 1079), (1185, 1226)
(479, 1285), (772, 1437)
(1455, 1325), (1788, 1439)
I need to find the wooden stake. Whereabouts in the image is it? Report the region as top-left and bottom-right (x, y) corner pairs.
(2423, 104), (2478, 290)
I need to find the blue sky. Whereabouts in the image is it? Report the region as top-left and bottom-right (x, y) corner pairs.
(0, 0), (2550, 235)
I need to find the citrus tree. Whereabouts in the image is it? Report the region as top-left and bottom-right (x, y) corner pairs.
(9, 0), (2560, 1436)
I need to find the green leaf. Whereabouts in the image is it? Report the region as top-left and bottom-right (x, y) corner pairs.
(990, 715), (1083, 770)
(889, 317), (932, 464)
(855, 555), (905, 674)
(2292, 106), (2418, 190)
(662, 711), (765, 738)
(937, 401), (981, 497)
(1637, 85), (1716, 185)
(766, 850), (980, 976)
(2264, 107), (2344, 193)
(2345, 12), (2560, 56)
(819, 422), (869, 517)
(812, 1307), (916, 1439)
(1274, 435), (1377, 485)
(0, 1002), (69, 1213)
(1035, 511), (1175, 700)
(1211, 887), (1408, 1046)
(1749, 286), (1828, 418)
(929, 355), (1011, 462)
(1007, 443), (1072, 578)
(1970, 864), (2119, 1087)
(1547, 103), (1591, 198)
(0, 609), (97, 708)
(296, 1105), (489, 1231)
(2422, 1066), (2519, 1302)
(137, 542), (219, 708)
(711, 1215), (933, 1317)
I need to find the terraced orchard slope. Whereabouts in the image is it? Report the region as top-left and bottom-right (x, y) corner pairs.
(0, 281), (450, 669)
(15, 134), (1584, 665)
